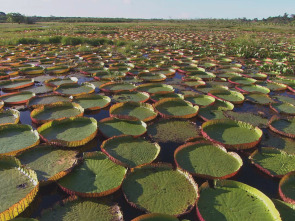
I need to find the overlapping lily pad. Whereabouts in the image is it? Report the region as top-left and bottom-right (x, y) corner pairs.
(131, 214), (179, 221)
(236, 84), (270, 94)
(37, 117), (97, 147)
(201, 119), (263, 149)
(0, 91), (35, 105)
(54, 83), (95, 97)
(246, 93), (274, 105)
(0, 109), (20, 125)
(0, 79), (34, 92)
(27, 94), (71, 109)
(269, 116), (295, 138)
(228, 76), (257, 85)
(150, 92), (184, 102)
(44, 77), (78, 87)
(137, 83), (174, 94)
(73, 94), (111, 111)
(99, 82), (137, 93)
(174, 141), (243, 179)
(208, 89), (245, 104)
(270, 102), (295, 115)
(272, 199), (295, 221)
(197, 180), (281, 221)
(58, 152), (127, 197)
(112, 91), (150, 103)
(279, 171), (295, 204)
(122, 164), (198, 216)
(224, 111), (268, 128)
(184, 94), (215, 107)
(101, 135), (160, 168)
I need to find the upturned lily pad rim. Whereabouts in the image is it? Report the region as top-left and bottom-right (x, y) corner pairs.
(228, 76), (257, 85)
(184, 94), (215, 107)
(279, 171), (295, 205)
(249, 147), (294, 178)
(137, 83), (174, 94)
(208, 89), (245, 105)
(53, 82), (95, 97)
(0, 91), (36, 105)
(98, 116), (147, 138)
(110, 101), (158, 122)
(270, 102), (295, 116)
(0, 109), (20, 125)
(0, 155), (39, 221)
(246, 92), (274, 105)
(174, 140), (243, 179)
(0, 124), (40, 156)
(154, 98), (199, 119)
(269, 116), (295, 138)
(37, 116), (98, 147)
(197, 179), (281, 221)
(44, 77), (78, 87)
(112, 91), (150, 103)
(101, 135), (161, 168)
(138, 72), (167, 82)
(73, 93), (111, 111)
(235, 84), (270, 94)
(26, 94), (71, 109)
(131, 213), (179, 221)
(30, 101), (84, 125)
(122, 163), (198, 217)
(0, 100), (4, 109)
(58, 151), (127, 197)
(99, 82), (137, 93)
(201, 119), (263, 150)
(0, 78), (35, 92)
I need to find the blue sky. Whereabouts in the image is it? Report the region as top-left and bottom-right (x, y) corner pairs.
(1, 0), (295, 19)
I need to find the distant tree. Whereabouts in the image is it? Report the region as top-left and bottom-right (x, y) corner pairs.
(6, 13), (25, 24)
(0, 12), (6, 22)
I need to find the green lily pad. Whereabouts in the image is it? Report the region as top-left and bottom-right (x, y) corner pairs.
(147, 119), (199, 143)
(244, 72), (267, 80)
(250, 147), (295, 177)
(138, 72), (167, 82)
(73, 94), (111, 111)
(0, 124), (40, 156)
(258, 81), (287, 91)
(151, 92), (184, 102)
(198, 107), (226, 121)
(274, 95), (295, 106)
(187, 71), (216, 80)
(0, 79), (34, 91)
(0, 156), (39, 220)
(99, 82), (137, 93)
(54, 83), (95, 97)
(269, 117), (295, 138)
(98, 117), (147, 138)
(37, 117), (97, 147)
(27, 94), (71, 109)
(101, 135), (160, 168)
(24, 85), (53, 95)
(237, 84), (270, 94)
(131, 214), (179, 221)
(137, 83), (174, 94)
(228, 76), (256, 85)
(112, 91), (150, 103)
(45, 77), (78, 87)
(271, 102), (295, 115)
(272, 199), (295, 221)
(261, 132), (295, 154)
(201, 119), (263, 149)
(122, 164), (198, 216)
(224, 111), (268, 128)
(246, 93), (274, 105)
(0, 109), (20, 125)
(279, 172), (295, 205)
(0, 91), (35, 105)
(184, 94), (215, 107)
(174, 141), (243, 179)
(17, 145), (78, 182)
(154, 98), (199, 119)
(39, 196), (123, 221)
(209, 89), (245, 104)
(58, 152), (127, 197)
(197, 180), (281, 221)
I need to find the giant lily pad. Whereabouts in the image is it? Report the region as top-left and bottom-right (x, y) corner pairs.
(224, 111), (268, 128)
(54, 83), (95, 97)
(39, 196), (123, 221)
(272, 199), (295, 221)
(73, 94), (111, 111)
(27, 94), (71, 109)
(201, 119), (263, 149)
(236, 84), (270, 94)
(44, 77), (78, 87)
(112, 91), (150, 103)
(20, 66), (44, 75)
(30, 102), (84, 124)
(0, 156), (39, 220)
(274, 95), (295, 106)
(58, 152), (127, 197)
(137, 83), (174, 94)
(150, 92), (184, 102)
(24, 85), (53, 95)
(37, 117), (97, 147)
(0, 124), (40, 156)
(174, 141), (243, 179)
(154, 98), (198, 119)
(208, 89), (245, 104)
(246, 93), (274, 105)
(250, 147), (295, 178)
(279, 171), (295, 205)
(99, 82), (136, 93)
(101, 135), (160, 168)
(0, 79), (34, 92)
(138, 72), (167, 82)
(0, 109), (20, 125)
(228, 76), (256, 85)
(110, 101), (157, 122)
(98, 117), (147, 138)
(122, 164), (198, 216)
(197, 180), (281, 221)
(269, 116), (295, 138)
(131, 214), (179, 221)
(270, 102), (295, 115)
(184, 94), (215, 107)
(0, 91), (35, 105)
(17, 144), (78, 183)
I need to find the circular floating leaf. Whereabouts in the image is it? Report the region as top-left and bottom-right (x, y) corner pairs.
(201, 119), (263, 150)
(31, 102), (84, 124)
(98, 117), (147, 138)
(197, 180), (281, 221)
(44, 77), (78, 87)
(198, 107), (226, 121)
(54, 83), (95, 97)
(184, 94), (215, 107)
(99, 82), (137, 93)
(122, 164), (198, 216)
(39, 196), (123, 221)
(0, 109), (20, 125)
(148, 119), (199, 143)
(73, 94), (111, 111)
(37, 117), (97, 147)
(20, 66), (44, 75)
(187, 71), (216, 80)
(272, 199), (295, 221)
(24, 85), (53, 95)
(274, 95), (295, 106)
(0, 124), (40, 156)
(258, 81), (287, 91)
(112, 91), (150, 103)
(244, 72), (267, 80)
(58, 152), (127, 197)
(236, 84), (270, 94)
(138, 72), (167, 82)
(208, 89), (245, 104)
(270, 102), (295, 115)
(131, 213), (179, 221)
(101, 135), (160, 168)
(228, 76), (256, 85)
(137, 83), (174, 94)
(224, 111), (268, 128)
(0, 79), (34, 92)
(269, 116), (295, 138)
(17, 144), (78, 183)
(245, 92), (274, 105)
(45, 65), (70, 74)
(27, 94), (71, 109)
(250, 147), (295, 178)
(154, 98), (199, 119)
(110, 101), (157, 122)
(150, 92), (183, 103)
(0, 91), (35, 105)
(279, 171), (295, 204)
(174, 141), (243, 179)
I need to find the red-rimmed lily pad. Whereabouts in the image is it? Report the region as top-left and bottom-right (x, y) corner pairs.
(0, 91), (35, 105)
(19, 66), (44, 75)
(58, 151), (127, 197)
(112, 91), (150, 103)
(201, 119), (263, 150)
(99, 82), (137, 93)
(197, 180), (281, 221)
(174, 141), (243, 179)
(208, 89), (245, 104)
(154, 98), (199, 119)
(184, 94), (215, 107)
(137, 83), (174, 94)
(122, 164), (198, 216)
(54, 83), (95, 97)
(131, 214), (179, 221)
(274, 95), (295, 106)
(44, 77), (78, 87)
(269, 116), (295, 138)
(228, 76), (257, 85)
(224, 111), (268, 128)
(30, 102), (84, 124)
(101, 135), (160, 168)
(110, 101), (157, 122)
(0, 155), (39, 220)
(246, 93), (274, 105)
(272, 199), (295, 221)
(73, 94), (111, 111)
(236, 84), (270, 94)
(279, 171), (295, 205)
(0, 109), (20, 125)
(0, 79), (34, 92)
(138, 72), (167, 82)
(270, 102), (295, 115)
(27, 94), (71, 109)
(37, 117), (97, 147)
(249, 147), (295, 178)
